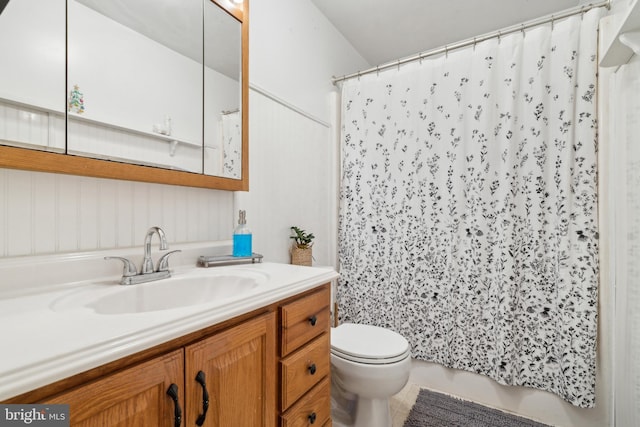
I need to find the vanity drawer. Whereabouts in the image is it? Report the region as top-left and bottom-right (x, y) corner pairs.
(280, 286), (330, 356)
(281, 377), (330, 427)
(281, 332), (330, 410)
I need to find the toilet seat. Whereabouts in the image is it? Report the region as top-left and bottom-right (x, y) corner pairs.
(331, 323), (410, 365)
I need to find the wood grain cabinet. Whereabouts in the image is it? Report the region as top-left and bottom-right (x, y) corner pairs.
(279, 284), (332, 427)
(44, 312), (276, 427)
(185, 312), (276, 427)
(47, 350), (184, 427)
(3, 284), (333, 427)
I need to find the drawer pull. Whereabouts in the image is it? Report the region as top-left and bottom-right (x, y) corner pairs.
(166, 383), (182, 427)
(195, 370), (210, 426)
(308, 315), (317, 326)
(308, 411), (317, 424)
(308, 363), (317, 375)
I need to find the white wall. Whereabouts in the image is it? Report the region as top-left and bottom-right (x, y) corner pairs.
(249, 0), (369, 123)
(606, 0), (640, 420)
(0, 0), (65, 111)
(236, 89), (334, 266)
(0, 0), (65, 152)
(233, 0), (368, 267)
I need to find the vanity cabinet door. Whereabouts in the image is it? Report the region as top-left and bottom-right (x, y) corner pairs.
(185, 311), (277, 427)
(45, 349), (184, 427)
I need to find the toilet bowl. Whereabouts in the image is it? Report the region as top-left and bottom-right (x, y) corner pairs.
(330, 323), (411, 427)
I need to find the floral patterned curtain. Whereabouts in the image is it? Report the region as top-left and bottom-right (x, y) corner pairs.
(337, 8), (602, 408)
(222, 111), (241, 179)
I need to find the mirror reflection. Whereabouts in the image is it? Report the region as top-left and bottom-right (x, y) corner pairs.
(0, 0), (245, 182)
(204, 1), (242, 178)
(0, 0), (66, 153)
(67, 0), (205, 173)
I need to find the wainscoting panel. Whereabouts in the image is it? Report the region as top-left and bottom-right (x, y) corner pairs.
(0, 168), (233, 257)
(240, 88), (336, 267)
(0, 101), (65, 152)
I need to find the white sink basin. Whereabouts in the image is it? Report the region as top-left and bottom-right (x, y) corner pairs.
(51, 270), (268, 314)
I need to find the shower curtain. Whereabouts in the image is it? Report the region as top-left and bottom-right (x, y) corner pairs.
(222, 111), (241, 179)
(337, 9), (602, 408)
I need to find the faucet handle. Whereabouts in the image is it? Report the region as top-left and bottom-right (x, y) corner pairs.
(156, 250), (182, 272)
(105, 256), (138, 277)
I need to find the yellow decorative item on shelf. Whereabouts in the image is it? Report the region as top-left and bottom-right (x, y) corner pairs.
(290, 226), (314, 266)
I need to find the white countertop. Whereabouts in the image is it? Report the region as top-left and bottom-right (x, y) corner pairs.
(0, 261), (339, 401)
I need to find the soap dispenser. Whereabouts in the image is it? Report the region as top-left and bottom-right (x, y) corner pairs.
(232, 210), (252, 257)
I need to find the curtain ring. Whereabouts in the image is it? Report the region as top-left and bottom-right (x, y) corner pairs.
(445, 45), (448, 57)
(497, 31), (501, 44)
(473, 37), (477, 51)
(357, 71), (361, 81)
(551, 16), (554, 30)
(397, 59), (401, 71)
(376, 65), (380, 76)
(581, 6), (585, 20)
(521, 24), (525, 37)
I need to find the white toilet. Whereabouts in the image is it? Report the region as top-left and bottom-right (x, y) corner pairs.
(330, 323), (412, 427)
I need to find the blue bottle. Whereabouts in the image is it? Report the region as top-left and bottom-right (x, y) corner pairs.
(232, 210), (252, 257)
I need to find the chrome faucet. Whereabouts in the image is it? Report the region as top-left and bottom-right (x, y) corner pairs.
(105, 226), (181, 285)
(142, 226), (167, 274)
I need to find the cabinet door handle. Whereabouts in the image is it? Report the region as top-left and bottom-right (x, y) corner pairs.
(166, 383), (182, 427)
(195, 370), (210, 426)
(308, 363), (317, 375)
(308, 411), (317, 424)
(308, 315), (317, 326)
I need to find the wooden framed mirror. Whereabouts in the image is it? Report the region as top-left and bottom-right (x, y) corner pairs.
(0, 0), (248, 191)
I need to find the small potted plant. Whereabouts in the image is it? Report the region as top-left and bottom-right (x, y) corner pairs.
(290, 226), (314, 266)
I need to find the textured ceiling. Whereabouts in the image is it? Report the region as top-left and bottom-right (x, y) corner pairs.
(310, 0), (599, 66)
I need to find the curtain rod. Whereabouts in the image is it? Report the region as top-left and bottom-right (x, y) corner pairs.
(332, 0), (610, 85)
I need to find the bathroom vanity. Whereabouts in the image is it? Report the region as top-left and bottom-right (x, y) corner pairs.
(0, 256), (337, 427)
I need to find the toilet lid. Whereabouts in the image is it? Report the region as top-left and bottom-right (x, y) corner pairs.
(331, 323), (410, 364)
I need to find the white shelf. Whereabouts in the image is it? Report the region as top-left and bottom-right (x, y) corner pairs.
(68, 113), (201, 149)
(601, 0), (640, 67)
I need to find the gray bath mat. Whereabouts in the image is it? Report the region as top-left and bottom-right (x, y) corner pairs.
(403, 388), (550, 427)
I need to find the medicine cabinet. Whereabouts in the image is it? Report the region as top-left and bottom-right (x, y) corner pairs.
(0, 0), (248, 190)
